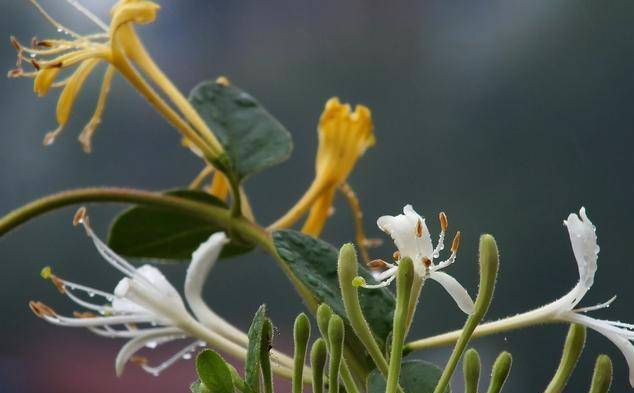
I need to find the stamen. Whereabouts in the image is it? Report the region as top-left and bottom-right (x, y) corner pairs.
(574, 296), (618, 313)
(30, 60), (40, 70)
(28, 0), (81, 39)
(451, 231), (461, 253)
(139, 341), (203, 376)
(10, 36), (21, 51)
(416, 219), (423, 238)
(73, 206), (87, 226)
(439, 212), (448, 232)
(367, 259), (388, 269)
(28, 300), (57, 318)
(7, 68), (24, 78)
(392, 250), (401, 261)
(130, 356), (148, 366)
(216, 76), (230, 86)
(73, 311), (97, 318)
(43, 125), (63, 146)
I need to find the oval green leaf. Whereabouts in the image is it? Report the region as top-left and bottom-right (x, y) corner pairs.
(272, 230), (395, 343)
(367, 360), (448, 393)
(196, 349), (235, 393)
(189, 80), (293, 181)
(107, 189), (253, 261)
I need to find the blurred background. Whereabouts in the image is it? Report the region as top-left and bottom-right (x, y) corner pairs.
(1, 0), (633, 392)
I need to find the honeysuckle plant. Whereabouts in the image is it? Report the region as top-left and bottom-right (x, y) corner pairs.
(1, 1), (628, 393)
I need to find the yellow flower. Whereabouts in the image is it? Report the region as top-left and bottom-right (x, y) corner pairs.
(9, 0), (222, 160)
(270, 97), (375, 237)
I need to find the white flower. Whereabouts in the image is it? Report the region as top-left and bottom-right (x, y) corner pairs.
(543, 207), (634, 387)
(361, 204), (475, 315)
(29, 207), (295, 378)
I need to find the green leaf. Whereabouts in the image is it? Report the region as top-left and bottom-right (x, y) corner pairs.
(189, 80), (293, 181)
(191, 380), (211, 393)
(108, 189), (253, 261)
(367, 360), (448, 393)
(196, 349), (235, 393)
(245, 305), (269, 392)
(272, 230), (395, 343)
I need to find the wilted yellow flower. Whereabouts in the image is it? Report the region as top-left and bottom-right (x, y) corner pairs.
(9, 0), (222, 160)
(270, 97), (375, 236)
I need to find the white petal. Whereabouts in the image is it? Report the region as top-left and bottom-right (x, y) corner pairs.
(377, 204), (433, 262)
(185, 232), (228, 324)
(564, 207), (598, 294)
(135, 265), (181, 300)
(428, 271), (475, 314)
(114, 327), (184, 376)
(563, 312), (634, 387)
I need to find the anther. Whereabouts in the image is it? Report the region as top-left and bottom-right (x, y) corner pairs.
(35, 40), (53, 48)
(45, 61), (63, 69)
(7, 68), (23, 78)
(451, 231), (461, 253)
(28, 301), (57, 318)
(422, 257), (432, 268)
(130, 356), (148, 366)
(30, 59), (40, 70)
(73, 311), (96, 318)
(216, 76), (230, 86)
(392, 251), (401, 261)
(352, 276), (366, 287)
(73, 207), (87, 226)
(51, 275), (65, 294)
(10, 36), (21, 50)
(416, 219), (423, 238)
(367, 259), (388, 269)
(439, 212), (448, 232)
(30, 36), (38, 48)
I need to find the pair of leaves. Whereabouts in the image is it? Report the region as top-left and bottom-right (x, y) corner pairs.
(273, 230), (395, 344)
(367, 360), (448, 393)
(109, 80), (292, 262)
(189, 80), (293, 183)
(192, 306), (272, 393)
(108, 190), (253, 261)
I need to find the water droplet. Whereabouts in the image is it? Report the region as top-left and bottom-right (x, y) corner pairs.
(197, 341), (206, 347)
(182, 353), (192, 360)
(235, 93), (256, 107)
(88, 292), (95, 298)
(57, 28), (63, 33)
(145, 341), (158, 349)
(29, 53), (36, 58)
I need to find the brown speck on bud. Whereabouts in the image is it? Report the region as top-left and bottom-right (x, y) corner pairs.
(216, 76), (230, 86)
(451, 231), (461, 253)
(422, 257), (432, 267)
(130, 356), (148, 366)
(10, 36), (21, 50)
(392, 250), (401, 261)
(73, 311), (96, 318)
(367, 259), (387, 269)
(439, 212), (448, 232)
(73, 207), (87, 226)
(416, 219), (423, 238)
(51, 275), (65, 294)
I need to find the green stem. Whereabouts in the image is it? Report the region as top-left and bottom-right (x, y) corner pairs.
(544, 324), (586, 393)
(0, 187), (267, 247)
(386, 258), (414, 393)
(433, 235), (499, 393)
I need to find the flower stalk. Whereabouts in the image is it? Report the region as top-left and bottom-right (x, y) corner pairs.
(433, 234), (499, 393)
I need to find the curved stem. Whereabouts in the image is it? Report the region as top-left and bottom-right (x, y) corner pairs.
(0, 187), (270, 253)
